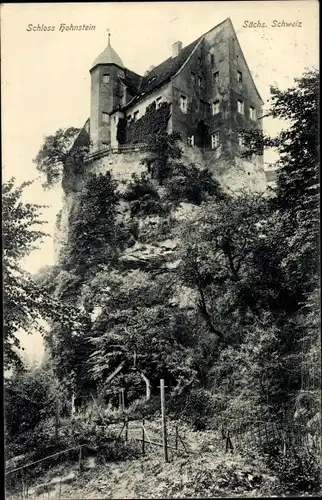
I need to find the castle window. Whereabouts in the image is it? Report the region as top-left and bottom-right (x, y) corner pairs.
(102, 74), (110, 84)
(237, 99), (244, 114)
(213, 71), (219, 84)
(249, 106), (256, 120)
(191, 72), (196, 84)
(237, 71), (243, 83)
(187, 135), (195, 147)
(238, 133), (245, 147)
(156, 96), (162, 108)
(198, 76), (202, 88)
(133, 110), (139, 121)
(102, 112), (109, 123)
(211, 132), (220, 149)
(180, 95), (187, 113)
(212, 100), (220, 115)
(210, 54), (215, 67)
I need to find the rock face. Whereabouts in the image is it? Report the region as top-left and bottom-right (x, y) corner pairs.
(54, 142), (266, 264)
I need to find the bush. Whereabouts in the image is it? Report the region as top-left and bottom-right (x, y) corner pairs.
(168, 388), (215, 430)
(127, 396), (161, 420)
(267, 446), (321, 495)
(5, 368), (62, 454)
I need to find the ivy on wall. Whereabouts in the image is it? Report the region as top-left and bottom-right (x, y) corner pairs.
(116, 102), (171, 145)
(116, 117), (127, 145)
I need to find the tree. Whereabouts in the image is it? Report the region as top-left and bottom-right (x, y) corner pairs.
(3, 178), (48, 369)
(2, 178), (77, 370)
(33, 127), (89, 190)
(178, 69), (320, 424)
(241, 69), (319, 293)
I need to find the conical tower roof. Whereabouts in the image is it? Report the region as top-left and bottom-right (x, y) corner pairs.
(91, 35), (124, 70)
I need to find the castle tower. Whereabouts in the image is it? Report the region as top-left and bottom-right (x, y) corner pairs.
(89, 34), (125, 151)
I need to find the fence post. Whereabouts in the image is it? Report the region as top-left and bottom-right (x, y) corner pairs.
(160, 379), (169, 463)
(55, 397), (60, 440)
(78, 445), (83, 472)
(125, 416), (128, 443)
(225, 429), (234, 454)
(175, 425), (178, 451)
(121, 388), (125, 413)
(142, 418), (145, 456)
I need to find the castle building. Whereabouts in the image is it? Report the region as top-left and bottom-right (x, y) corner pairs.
(89, 18), (263, 163)
(56, 18), (268, 264)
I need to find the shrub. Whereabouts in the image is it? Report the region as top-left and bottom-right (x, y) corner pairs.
(168, 388), (215, 430)
(127, 396), (161, 420)
(267, 446), (321, 495)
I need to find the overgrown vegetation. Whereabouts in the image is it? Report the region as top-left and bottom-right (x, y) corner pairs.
(122, 101), (172, 144)
(5, 69), (320, 497)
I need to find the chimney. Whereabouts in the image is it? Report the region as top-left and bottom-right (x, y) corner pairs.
(172, 41), (183, 58)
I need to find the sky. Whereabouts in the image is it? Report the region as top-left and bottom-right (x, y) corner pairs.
(1, 0), (319, 361)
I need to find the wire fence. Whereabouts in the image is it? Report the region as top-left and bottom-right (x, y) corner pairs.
(213, 416), (321, 457)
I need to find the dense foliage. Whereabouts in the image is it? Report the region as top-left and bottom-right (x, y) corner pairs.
(125, 102), (171, 144)
(2, 178), (75, 370)
(33, 127), (90, 189)
(6, 70), (320, 496)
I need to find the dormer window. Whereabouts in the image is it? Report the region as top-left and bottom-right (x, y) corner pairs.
(133, 111), (139, 121)
(180, 95), (187, 113)
(102, 74), (110, 84)
(127, 115), (132, 121)
(156, 96), (162, 108)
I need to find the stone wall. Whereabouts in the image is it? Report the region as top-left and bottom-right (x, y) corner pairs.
(86, 150), (146, 182)
(54, 142), (267, 259)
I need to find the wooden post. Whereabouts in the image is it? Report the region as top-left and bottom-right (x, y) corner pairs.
(225, 429), (233, 454)
(55, 398), (60, 440)
(71, 392), (76, 417)
(125, 416), (128, 442)
(160, 379), (169, 463)
(175, 425), (178, 451)
(78, 445), (83, 472)
(142, 418), (145, 456)
(121, 388), (125, 412)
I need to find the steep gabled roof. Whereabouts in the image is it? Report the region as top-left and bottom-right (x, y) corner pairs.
(139, 37), (201, 94)
(227, 19), (264, 104)
(123, 37), (202, 109)
(119, 69), (142, 94)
